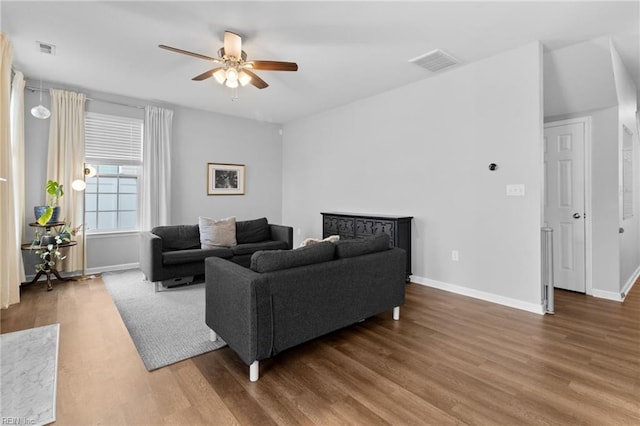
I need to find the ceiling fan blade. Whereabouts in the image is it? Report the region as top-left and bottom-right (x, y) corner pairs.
(243, 69), (269, 89)
(250, 60), (298, 72)
(159, 44), (217, 62)
(224, 31), (242, 59)
(192, 67), (223, 81)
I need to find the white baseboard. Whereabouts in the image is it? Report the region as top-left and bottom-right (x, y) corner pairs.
(591, 265), (639, 302)
(410, 275), (545, 315)
(591, 289), (624, 302)
(621, 264), (640, 300)
(87, 263), (139, 275)
(24, 263), (139, 283)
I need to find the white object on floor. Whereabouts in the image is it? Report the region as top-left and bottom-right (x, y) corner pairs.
(250, 360), (259, 382)
(0, 323), (60, 426)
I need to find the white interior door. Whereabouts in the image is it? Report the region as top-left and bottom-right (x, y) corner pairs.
(544, 120), (586, 293)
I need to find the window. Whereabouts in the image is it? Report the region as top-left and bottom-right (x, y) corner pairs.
(84, 112), (143, 233)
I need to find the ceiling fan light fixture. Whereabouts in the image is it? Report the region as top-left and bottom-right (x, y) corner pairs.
(225, 78), (239, 88)
(225, 67), (239, 82)
(238, 70), (252, 86)
(213, 68), (226, 84)
(160, 30), (297, 94)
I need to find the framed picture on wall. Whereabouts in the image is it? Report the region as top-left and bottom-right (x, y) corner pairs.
(207, 163), (245, 195)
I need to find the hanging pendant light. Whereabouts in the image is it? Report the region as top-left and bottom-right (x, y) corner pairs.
(31, 104), (50, 119)
(31, 77), (50, 119)
(31, 85), (51, 119)
(31, 48), (51, 119)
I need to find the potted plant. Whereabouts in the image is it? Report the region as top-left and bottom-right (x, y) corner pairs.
(35, 180), (64, 225)
(32, 232), (70, 274)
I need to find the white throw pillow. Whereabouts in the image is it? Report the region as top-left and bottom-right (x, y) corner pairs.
(300, 234), (340, 247)
(199, 216), (237, 248)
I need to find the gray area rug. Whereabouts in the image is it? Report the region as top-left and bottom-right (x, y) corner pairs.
(1, 323), (59, 426)
(103, 270), (226, 371)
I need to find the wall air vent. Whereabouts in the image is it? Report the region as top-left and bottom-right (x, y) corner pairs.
(409, 49), (459, 73)
(37, 41), (56, 55)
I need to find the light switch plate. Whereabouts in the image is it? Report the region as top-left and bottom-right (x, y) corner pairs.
(506, 184), (525, 196)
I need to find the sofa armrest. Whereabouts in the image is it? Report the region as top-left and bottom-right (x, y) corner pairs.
(269, 224), (293, 249)
(205, 257), (273, 365)
(139, 231), (163, 282)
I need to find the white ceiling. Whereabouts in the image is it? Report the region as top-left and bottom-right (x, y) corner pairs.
(3, 1), (639, 124)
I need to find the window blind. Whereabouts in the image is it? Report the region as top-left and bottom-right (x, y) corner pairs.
(85, 112), (143, 164)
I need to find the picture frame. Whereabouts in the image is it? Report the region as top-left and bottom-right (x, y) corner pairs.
(207, 163), (245, 195)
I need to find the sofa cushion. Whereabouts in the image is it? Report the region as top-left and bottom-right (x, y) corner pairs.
(250, 241), (335, 273)
(232, 240), (289, 256)
(199, 216), (237, 248)
(152, 225), (201, 251)
(334, 234), (390, 259)
(236, 217), (270, 244)
(162, 247), (233, 265)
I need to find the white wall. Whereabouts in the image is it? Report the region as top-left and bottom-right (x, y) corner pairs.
(22, 82), (282, 277)
(544, 37), (618, 116)
(170, 105), (282, 225)
(282, 42), (544, 312)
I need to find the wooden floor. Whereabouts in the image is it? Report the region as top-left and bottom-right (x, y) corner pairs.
(2, 276), (639, 425)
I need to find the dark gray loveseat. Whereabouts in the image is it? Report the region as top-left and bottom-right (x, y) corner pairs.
(140, 217), (293, 291)
(204, 234), (406, 381)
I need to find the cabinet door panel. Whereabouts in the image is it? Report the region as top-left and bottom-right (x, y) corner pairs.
(323, 216), (354, 238)
(355, 218), (395, 247)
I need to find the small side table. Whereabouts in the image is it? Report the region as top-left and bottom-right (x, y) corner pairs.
(21, 241), (77, 291)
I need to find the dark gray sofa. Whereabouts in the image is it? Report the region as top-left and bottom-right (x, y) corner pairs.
(204, 234), (406, 381)
(139, 217), (293, 291)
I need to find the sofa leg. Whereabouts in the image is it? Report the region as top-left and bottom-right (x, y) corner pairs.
(249, 361), (259, 382)
(154, 282), (163, 292)
(393, 306), (400, 320)
(210, 330), (217, 342)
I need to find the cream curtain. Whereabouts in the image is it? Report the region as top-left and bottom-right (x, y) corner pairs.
(10, 72), (26, 284)
(1, 33), (21, 308)
(47, 89), (86, 273)
(141, 106), (173, 230)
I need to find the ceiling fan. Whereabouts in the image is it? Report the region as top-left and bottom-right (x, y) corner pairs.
(159, 31), (298, 90)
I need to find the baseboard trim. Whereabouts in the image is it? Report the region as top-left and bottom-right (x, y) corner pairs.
(591, 289), (624, 302)
(87, 263), (139, 275)
(621, 264), (640, 300)
(410, 275), (545, 315)
(24, 263), (140, 283)
(591, 265), (639, 302)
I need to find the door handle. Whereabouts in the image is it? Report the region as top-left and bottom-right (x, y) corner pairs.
(573, 213), (581, 219)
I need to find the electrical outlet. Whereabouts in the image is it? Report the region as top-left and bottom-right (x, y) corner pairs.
(297, 228), (301, 236)
(451, 250), (459, 261)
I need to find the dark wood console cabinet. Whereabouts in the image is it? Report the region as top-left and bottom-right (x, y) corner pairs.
(321, 212), (412, 281)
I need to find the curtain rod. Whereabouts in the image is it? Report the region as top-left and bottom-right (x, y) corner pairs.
(25, 85), (145, 110)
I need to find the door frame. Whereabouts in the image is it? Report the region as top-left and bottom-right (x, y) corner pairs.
(543, 116), (593, 295)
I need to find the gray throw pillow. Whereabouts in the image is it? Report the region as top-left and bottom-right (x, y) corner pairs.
(199, 216), (237, 248)
(250, 241), (335, 273)
(334, 234), (390, 258)
(152, 225), (201, 251)
(236, 217), (270, 244)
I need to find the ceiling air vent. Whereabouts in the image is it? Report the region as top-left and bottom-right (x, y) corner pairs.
(409, 49), (459, 73)
(37, 41), (56, 55)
